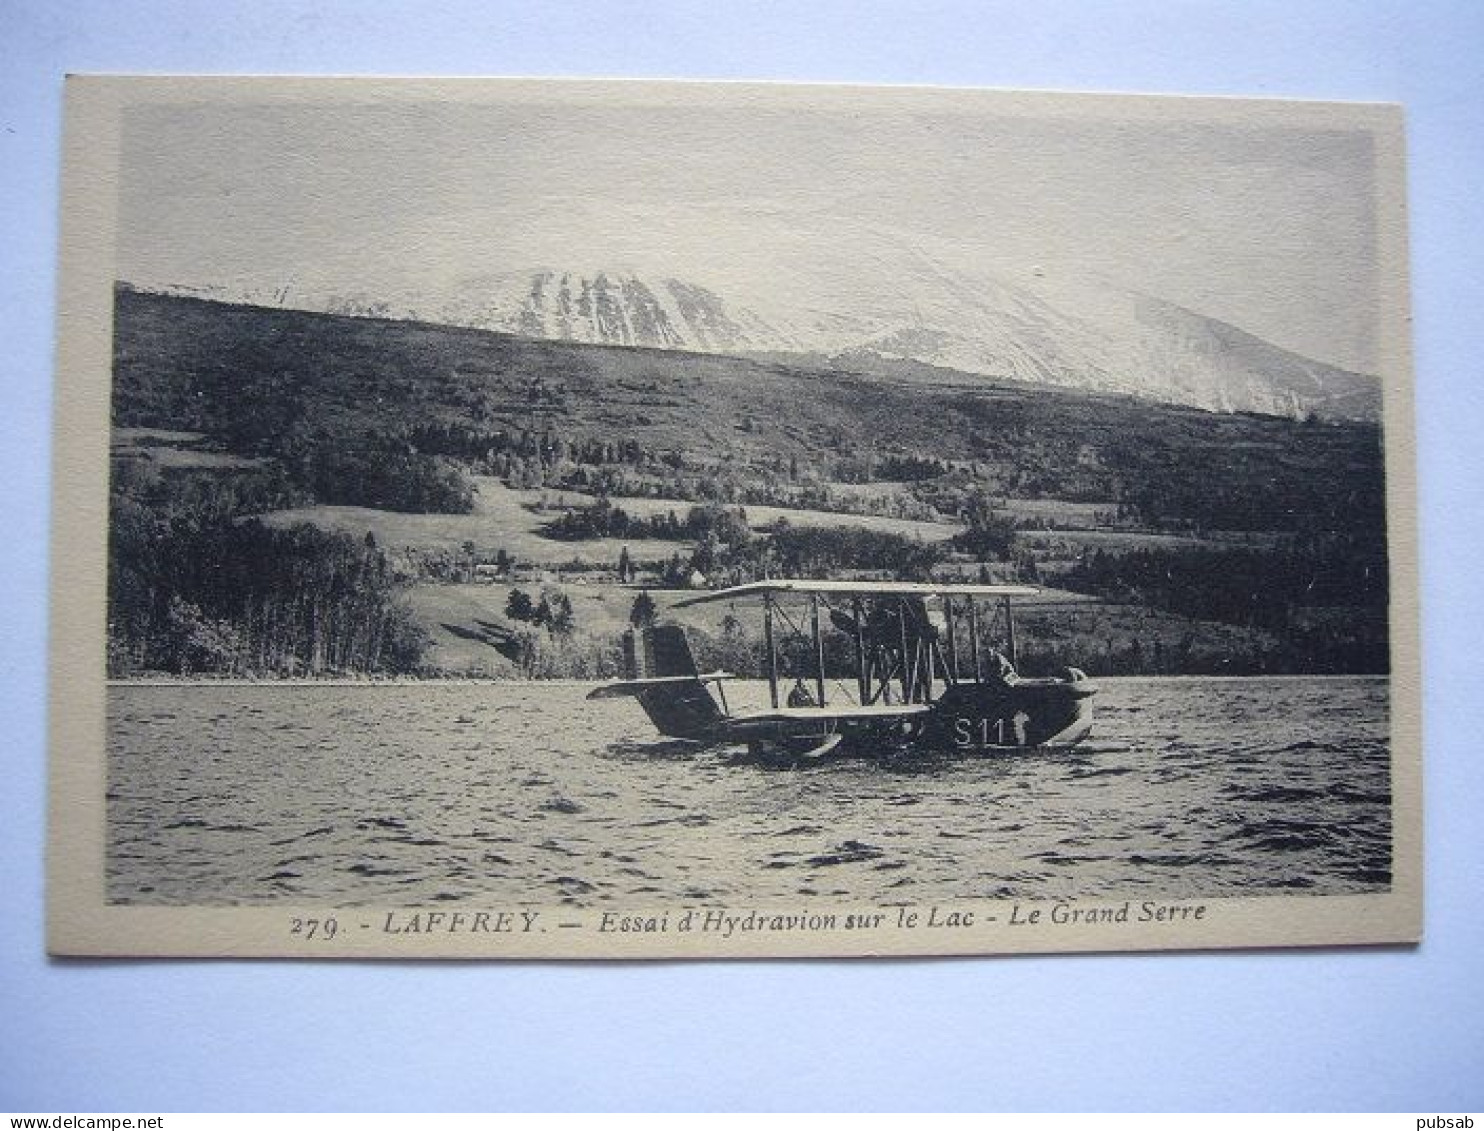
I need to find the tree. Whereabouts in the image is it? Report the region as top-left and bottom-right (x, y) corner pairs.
(552, 595), (575, 636)
(617, 545), (634, 583)
(160, 595), (245, 674)
(955, 495), (1017, 560)
(505, 587), (535, 622)
(629, 590), (658, 629)
(536, 588), (576, 636)
(663, 553), (688, 587)
(105, 475), (428, 676)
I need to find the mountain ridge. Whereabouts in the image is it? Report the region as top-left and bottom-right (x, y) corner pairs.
(133, 262), (1381, 422)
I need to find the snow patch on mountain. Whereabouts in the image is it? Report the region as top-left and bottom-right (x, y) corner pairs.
(139, 260), (1380, 421)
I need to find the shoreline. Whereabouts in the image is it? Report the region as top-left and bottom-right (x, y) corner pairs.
(107, 672), (1390, 688)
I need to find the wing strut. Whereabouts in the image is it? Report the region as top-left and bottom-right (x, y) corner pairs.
(898, 597), (913, 702)
(968, 597), (983, 682)
(944, 595), (960, 683)
(851, 596), (868, 705)
(764, 592), (779, 709)
(1004, 595), (1018, 670)
(810, 593), (827, 708)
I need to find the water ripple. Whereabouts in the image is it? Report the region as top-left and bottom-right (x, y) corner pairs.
(106, 677), (1392, 906)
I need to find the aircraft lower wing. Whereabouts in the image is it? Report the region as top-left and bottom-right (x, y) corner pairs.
(720, 702), (932, 758)
(722, 703), (931, 733)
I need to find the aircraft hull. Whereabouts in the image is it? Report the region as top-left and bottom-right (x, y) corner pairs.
(925, 676), (1098, 752)
(743, 676), (1098, 761)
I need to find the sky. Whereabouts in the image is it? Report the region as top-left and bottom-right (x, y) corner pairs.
(116, 83), (1386, 372)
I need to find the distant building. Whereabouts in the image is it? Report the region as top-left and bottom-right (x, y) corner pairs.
(575, 570), (620, 585)
(509, 568), (556, 585)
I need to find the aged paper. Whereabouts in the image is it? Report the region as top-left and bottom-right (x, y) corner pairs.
(48, 77), (1419, 958)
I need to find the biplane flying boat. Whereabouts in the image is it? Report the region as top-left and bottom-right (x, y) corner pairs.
(587, 580), (1097, 760)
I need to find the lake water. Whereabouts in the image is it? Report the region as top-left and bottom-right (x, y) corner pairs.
(106, 676), (1391, 906)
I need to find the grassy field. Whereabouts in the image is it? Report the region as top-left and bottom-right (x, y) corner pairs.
(112, 427), (266, 471)
(825, 480), (1109, 529)
(260, 477), (692, 566)
(259, 477), (966, 567)
(1017, 527), (1274, 553)
(997, 497), (1110, 528)
(519, 486), (965, 541)
(260, 471), (1279, 584)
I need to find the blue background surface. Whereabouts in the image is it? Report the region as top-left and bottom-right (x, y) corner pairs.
(2, 1), (1481, 1112)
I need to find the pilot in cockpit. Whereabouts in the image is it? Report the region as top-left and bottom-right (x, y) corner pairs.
(787, 677), (817, 708)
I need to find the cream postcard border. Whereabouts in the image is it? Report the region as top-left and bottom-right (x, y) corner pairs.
(46, 77), (1421, 958)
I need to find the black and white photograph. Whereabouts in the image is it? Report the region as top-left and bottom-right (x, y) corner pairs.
(47, 77), (1419, 958)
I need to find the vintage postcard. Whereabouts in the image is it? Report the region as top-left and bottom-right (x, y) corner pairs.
(47, 77), (1420, 958)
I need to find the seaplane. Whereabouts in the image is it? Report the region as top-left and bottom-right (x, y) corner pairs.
(587, 580), (1097, 760)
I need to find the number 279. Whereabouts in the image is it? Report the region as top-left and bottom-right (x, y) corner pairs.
(290, 916), (338, 940)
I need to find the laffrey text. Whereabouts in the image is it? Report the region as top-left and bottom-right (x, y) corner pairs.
(381, 910), (541, 934)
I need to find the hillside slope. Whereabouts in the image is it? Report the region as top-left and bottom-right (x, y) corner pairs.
(112, 286), (1385, 537)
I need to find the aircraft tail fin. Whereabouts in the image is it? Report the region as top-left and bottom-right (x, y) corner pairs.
(638, 624), (701, 678)
(596, 625), (726, 741)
